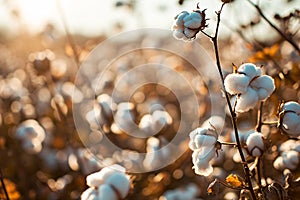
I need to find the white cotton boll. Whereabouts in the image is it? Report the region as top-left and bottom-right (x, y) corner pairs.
(189, 128), (216, 150)
(86, 165), (126, 187)
(183, 28), (197, 39)
(273, 156), (285, 170)
(183, 12), (202, 29)
(81, 187), (99, 200)
(246, 132), (264, 157)
(282, 112), (300, 138)
(105, 173), (130, 198)
(98, 184), (118, 200)
(173, 30), (185, 40)
(224, 74), (250, 94)
(174, 11), (189, 27)
(238, 63), (261, 80)
(283, 101), (300, 113)
(279, 140), (297, 152)
(201, 115), (225, 134)
(282, 150), (299, 170)
(235, 88), (258, 112)
(192, 147), (216, 176)
(250, 75), (275, 100)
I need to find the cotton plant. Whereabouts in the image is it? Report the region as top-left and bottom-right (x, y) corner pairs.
(224, 63), (275, 112)
(81, 164), (131, 200)
(171, 1), (300, 199)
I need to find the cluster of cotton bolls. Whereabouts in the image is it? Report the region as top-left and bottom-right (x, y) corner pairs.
(273, 139), (300, 171)
(81, 164), (131, 200)
(189, 127), (218, 176)
(159, 183), (200, 200)
(224, 63), (275, 112)
(172, 9), (207, 41)
(279, 101), (300, 138)
(15, 119), (46, 154)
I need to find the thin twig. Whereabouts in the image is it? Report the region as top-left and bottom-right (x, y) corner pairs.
(0, 167), (10, 200)
(261, 121), (278, 126)
(246, 0), (300, 54)
(256, 101), (264, 132)
(207, 3), (257, 199)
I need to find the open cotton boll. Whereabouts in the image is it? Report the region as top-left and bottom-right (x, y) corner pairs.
(183, 12), (202, 29)
(201, 115), (225, 133)
(250, 75), (275, 100)
(283, 101), (300, 113)
(86, 165), (126, 187)
(16, 120), (46, 141)
(105, 173), (130, 198)
(224, 73), (250, 94)
(174, 11), (189, 27)
(273, 156), (285, 170)
(192, 147), (216, 176)
(238, 63), (261, 80)
(282, 112), (300, 138)
(246, 132), (264, 157)
(193, 134), (217, 150)
(81, 187), (99, 200)
(183, 28), (197, 38)
(282, 150), (299, 170)
(98, 184), (118, 200)
(188, 128), (215, 150)
(173, 30), (186, 40)
(235, 88), (259, 112)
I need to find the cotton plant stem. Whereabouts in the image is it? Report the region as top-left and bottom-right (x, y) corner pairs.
(209, 3), (257, 199)
(0, 167), (10, 200)
(246, 0), (300, 55)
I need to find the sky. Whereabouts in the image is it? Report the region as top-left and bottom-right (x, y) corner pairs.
(0, 0), (298, 37)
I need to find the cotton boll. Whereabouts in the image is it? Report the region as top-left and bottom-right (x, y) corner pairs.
(173, 30), (185, 40)
(283, 101), (300, 113)
(246, 132), (264, 157)
(224, 74), (250, 94)
(174, 11), (189, 27)
(22, 138), (42, 154)
(238, 63), (261, 80)
(183, 12), (202, 29)
(189, 128), (216, 150)
(105, 173), (130, 198)
(192, 147), (216, 176)
(235, 88), (258, 112)
(183, 28), (197, 38)
(98, 184), (118, 200)
(280, 101), (300, 138)
(282, 150), (299, 170)
(273, 156), (285, 170)
(201, 115), (225, 134)
(81, 187), (99, 200)
(250, 75), (275, 100)
(16, 120), (46, 141)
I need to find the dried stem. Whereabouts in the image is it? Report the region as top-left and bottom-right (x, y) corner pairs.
(0, 167), (10, 200)
(246, 0), (300, 54)
(206, 3), (257, 199)
(256, 101), (264, 132)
